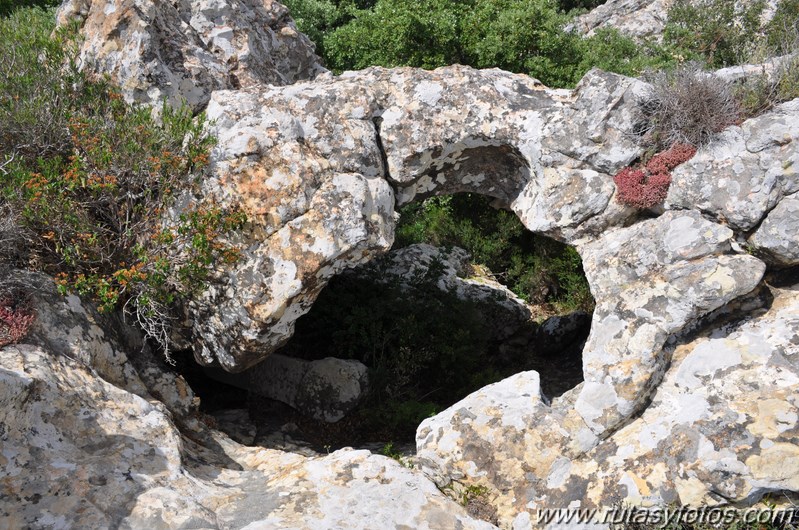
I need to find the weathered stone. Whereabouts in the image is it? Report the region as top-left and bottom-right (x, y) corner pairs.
(56, 0), (325, 111)
(0, 297), (498, 530)
(749, 195), (799, 265)
(536, 283), (799, 513)
(570, 0), (673, 39)
(665, 98), (799, 231)
(571, 0), (780, 41)
(359, 243), (533, 341)
(207, 354), (369, 422)
(534, 311), (591, 356)
(256, 355), (369, 423)
(417, 211), (767, 525)
(189, 66), (645, 372)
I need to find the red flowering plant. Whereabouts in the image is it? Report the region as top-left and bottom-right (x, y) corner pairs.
(613, 143), (697, 209)
(0, 296), (35, 348)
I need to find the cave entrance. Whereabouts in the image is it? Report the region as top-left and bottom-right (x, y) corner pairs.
(210, 192), (594, 452)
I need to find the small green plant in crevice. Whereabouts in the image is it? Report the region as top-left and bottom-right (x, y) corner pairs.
(0, 7), (246, 361)
(379, 442), (414, 468)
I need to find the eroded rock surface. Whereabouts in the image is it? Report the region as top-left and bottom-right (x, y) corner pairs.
(750, 194), (799, 265)
(34, 1), (799, 525)
(416, 211), (768, 524)
(209, 354), (369, 422)
(0, 287), (497, 530)
(56, 0), (325, 111)
(571, 0), (780, 41)
(358, 243), (533, 341)
(190, 66), (644, 372)
(666, 99), (799, 232)
(571, 0), (673, 39)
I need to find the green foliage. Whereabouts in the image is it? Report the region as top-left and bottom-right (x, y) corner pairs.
(323, 0), (467, 71)
(305, 0), (675, 87)
(0, 0), (58, 17)
(577, 28), (678, 79)
(764, 0), (799, 52)
(459, 484), (491, 506)
(664, 0), (768, 68)
(378, 442), (413, 467)
(396, 194), (594, 313)
(0, 8), (245, 360)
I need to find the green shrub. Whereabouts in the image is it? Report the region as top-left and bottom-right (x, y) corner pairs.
(395, 194), (594, 313)
(0, 0), (58, 17)
(0, 8), (245, 360)
(663, 0), (768, 68)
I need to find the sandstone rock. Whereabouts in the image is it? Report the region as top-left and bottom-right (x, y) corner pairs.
(749, 195), (799, 265)
(56, 0), (325, 111)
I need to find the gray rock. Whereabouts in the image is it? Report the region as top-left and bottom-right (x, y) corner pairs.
(56, 0), (325, 111)
(570, 0), (672, 40)
(749, 195), (799, 265)
(417, 211), (767, 525)
(571, 0), (780, 41)
(0, 292), (497, 530)
(534, 311), (591, 356)
(208, 354), (369, 422)
(359, 243), (533, 341)
(188, 66), (646, 372)
(665, 98), (799, 231)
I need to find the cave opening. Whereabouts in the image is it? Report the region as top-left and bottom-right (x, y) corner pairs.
(176, 192), (595, 453)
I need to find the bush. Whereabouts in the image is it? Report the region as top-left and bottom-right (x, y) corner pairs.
(313, 0), (676, 88)
(636, 63), (740, 150)
(663, 0), (768, 68)
(0, 8), (245, 360)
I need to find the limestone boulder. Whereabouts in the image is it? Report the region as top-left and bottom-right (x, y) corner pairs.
(416, 210), (767, 525)
(665, 100), (799, 232)
(56, 0), (325, 111)
(571, 0), (780, 41)
(0, 290), (498, 529)
(570, 0), (673, 39)
(749, 195), (799, 265)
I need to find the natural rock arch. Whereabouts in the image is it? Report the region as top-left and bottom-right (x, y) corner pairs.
(176, 65), (775, 523)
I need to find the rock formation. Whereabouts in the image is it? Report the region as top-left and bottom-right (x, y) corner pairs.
(0, 280), (495, 528)
(56, 0), (325, 111)
(1, 0), (797, 527)
(571, 0), (780, 41)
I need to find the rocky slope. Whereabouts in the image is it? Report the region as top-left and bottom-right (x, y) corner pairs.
(1, 0), (798, 528)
